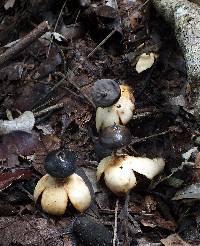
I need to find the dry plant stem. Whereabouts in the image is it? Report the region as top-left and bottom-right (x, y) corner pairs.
(0, 21), (50, 67)
(152, 0), (200, 122)
(113, 199), (119, 246)
(149, 161), (194, 189)
(71, 9), (81, 44)
(47, 0), (68, 58)
(33, 102), (64, 117)
(129, 126), (178, 145)
(56, 71), (96, 108)
(31, 77), (67, 111)
(87, 29), (116, 58)
(132, 110), (161, 120)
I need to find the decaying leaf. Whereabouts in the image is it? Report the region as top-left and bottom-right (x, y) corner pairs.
(0, 62), (25, 81)
(0, 131), (39, 167)
(161, 233), (191, 246)
(140, 212), (176, 231)
(0, 111), (35, 134)
(172, 183), (200, 200)
(136, 52), (157, 73)
(0, 170), (33, 191)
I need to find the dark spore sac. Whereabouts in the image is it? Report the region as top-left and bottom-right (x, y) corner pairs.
(44, 149), (76, 178)
(73, 216), (113, 246)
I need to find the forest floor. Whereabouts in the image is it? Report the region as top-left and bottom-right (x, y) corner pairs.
(0, 0), (200, 245)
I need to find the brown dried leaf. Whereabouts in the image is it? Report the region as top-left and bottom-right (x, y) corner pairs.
(141, 211), (176, 231)
(144, 195), (157, 213)
(129, 11), (142, 30)
(195, 152), (200, 168)
(161, 233), (191, 246)
(0, 169), (33, 191)
(0, 131), (39, 167)
(14, 83), (51, 112)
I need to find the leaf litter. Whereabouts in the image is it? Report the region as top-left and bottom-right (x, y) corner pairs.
(0, 0), (199, 245)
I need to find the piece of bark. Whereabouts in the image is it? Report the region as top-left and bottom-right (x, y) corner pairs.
(152, 0), (200, 122)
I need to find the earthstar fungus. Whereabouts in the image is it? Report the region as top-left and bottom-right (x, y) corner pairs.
(97, 155), (165, 196)
(34, 149), (91, 215)
(96, 85), (135, 131)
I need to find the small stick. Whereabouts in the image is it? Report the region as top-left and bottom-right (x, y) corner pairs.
(0, 21), (50, 67)
(129, 126), (179, 146)
(47, 0), (68, 58)
(132, 110), (161, 120)
(70, 9), (81, 44)
(87, 29), (116, 58)
(33, 102), (64, 117)
(56, 71), (96, 108)
(113, 199), (119, 246)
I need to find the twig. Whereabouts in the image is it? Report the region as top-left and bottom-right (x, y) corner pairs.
(0, 21), (50, 67)
(70, 9), (81, 44)
(138, 0), (150, 10)
(87, 29), (116, 58)
(56, 71), (96, 108)
(132, 110), (161, 120)
(149, 161), (195, 190)
(30, 77), (66, 111)
(33, 102), (64, 117)
(129, 126), (179, 146)
(46, 0), (68, 58)
(113, 199), (119, 246)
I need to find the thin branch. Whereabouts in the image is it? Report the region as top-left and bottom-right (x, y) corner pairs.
(87, 29), (116, 58)
(47, 0), (68, 58)
(33, 102), (64, 117)
(113, 199), (119, 246)
(55, 71), (96, 108)
(0, 21), (50, 68)
(129, 126), (179, 146)
(70, 9), (81, 44)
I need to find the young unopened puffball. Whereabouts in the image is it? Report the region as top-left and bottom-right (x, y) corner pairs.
(34, 149), (91, 215)
(97, 155), (165, 196)
(99, 125), (131, 151)
(96, 85), (135, 131)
